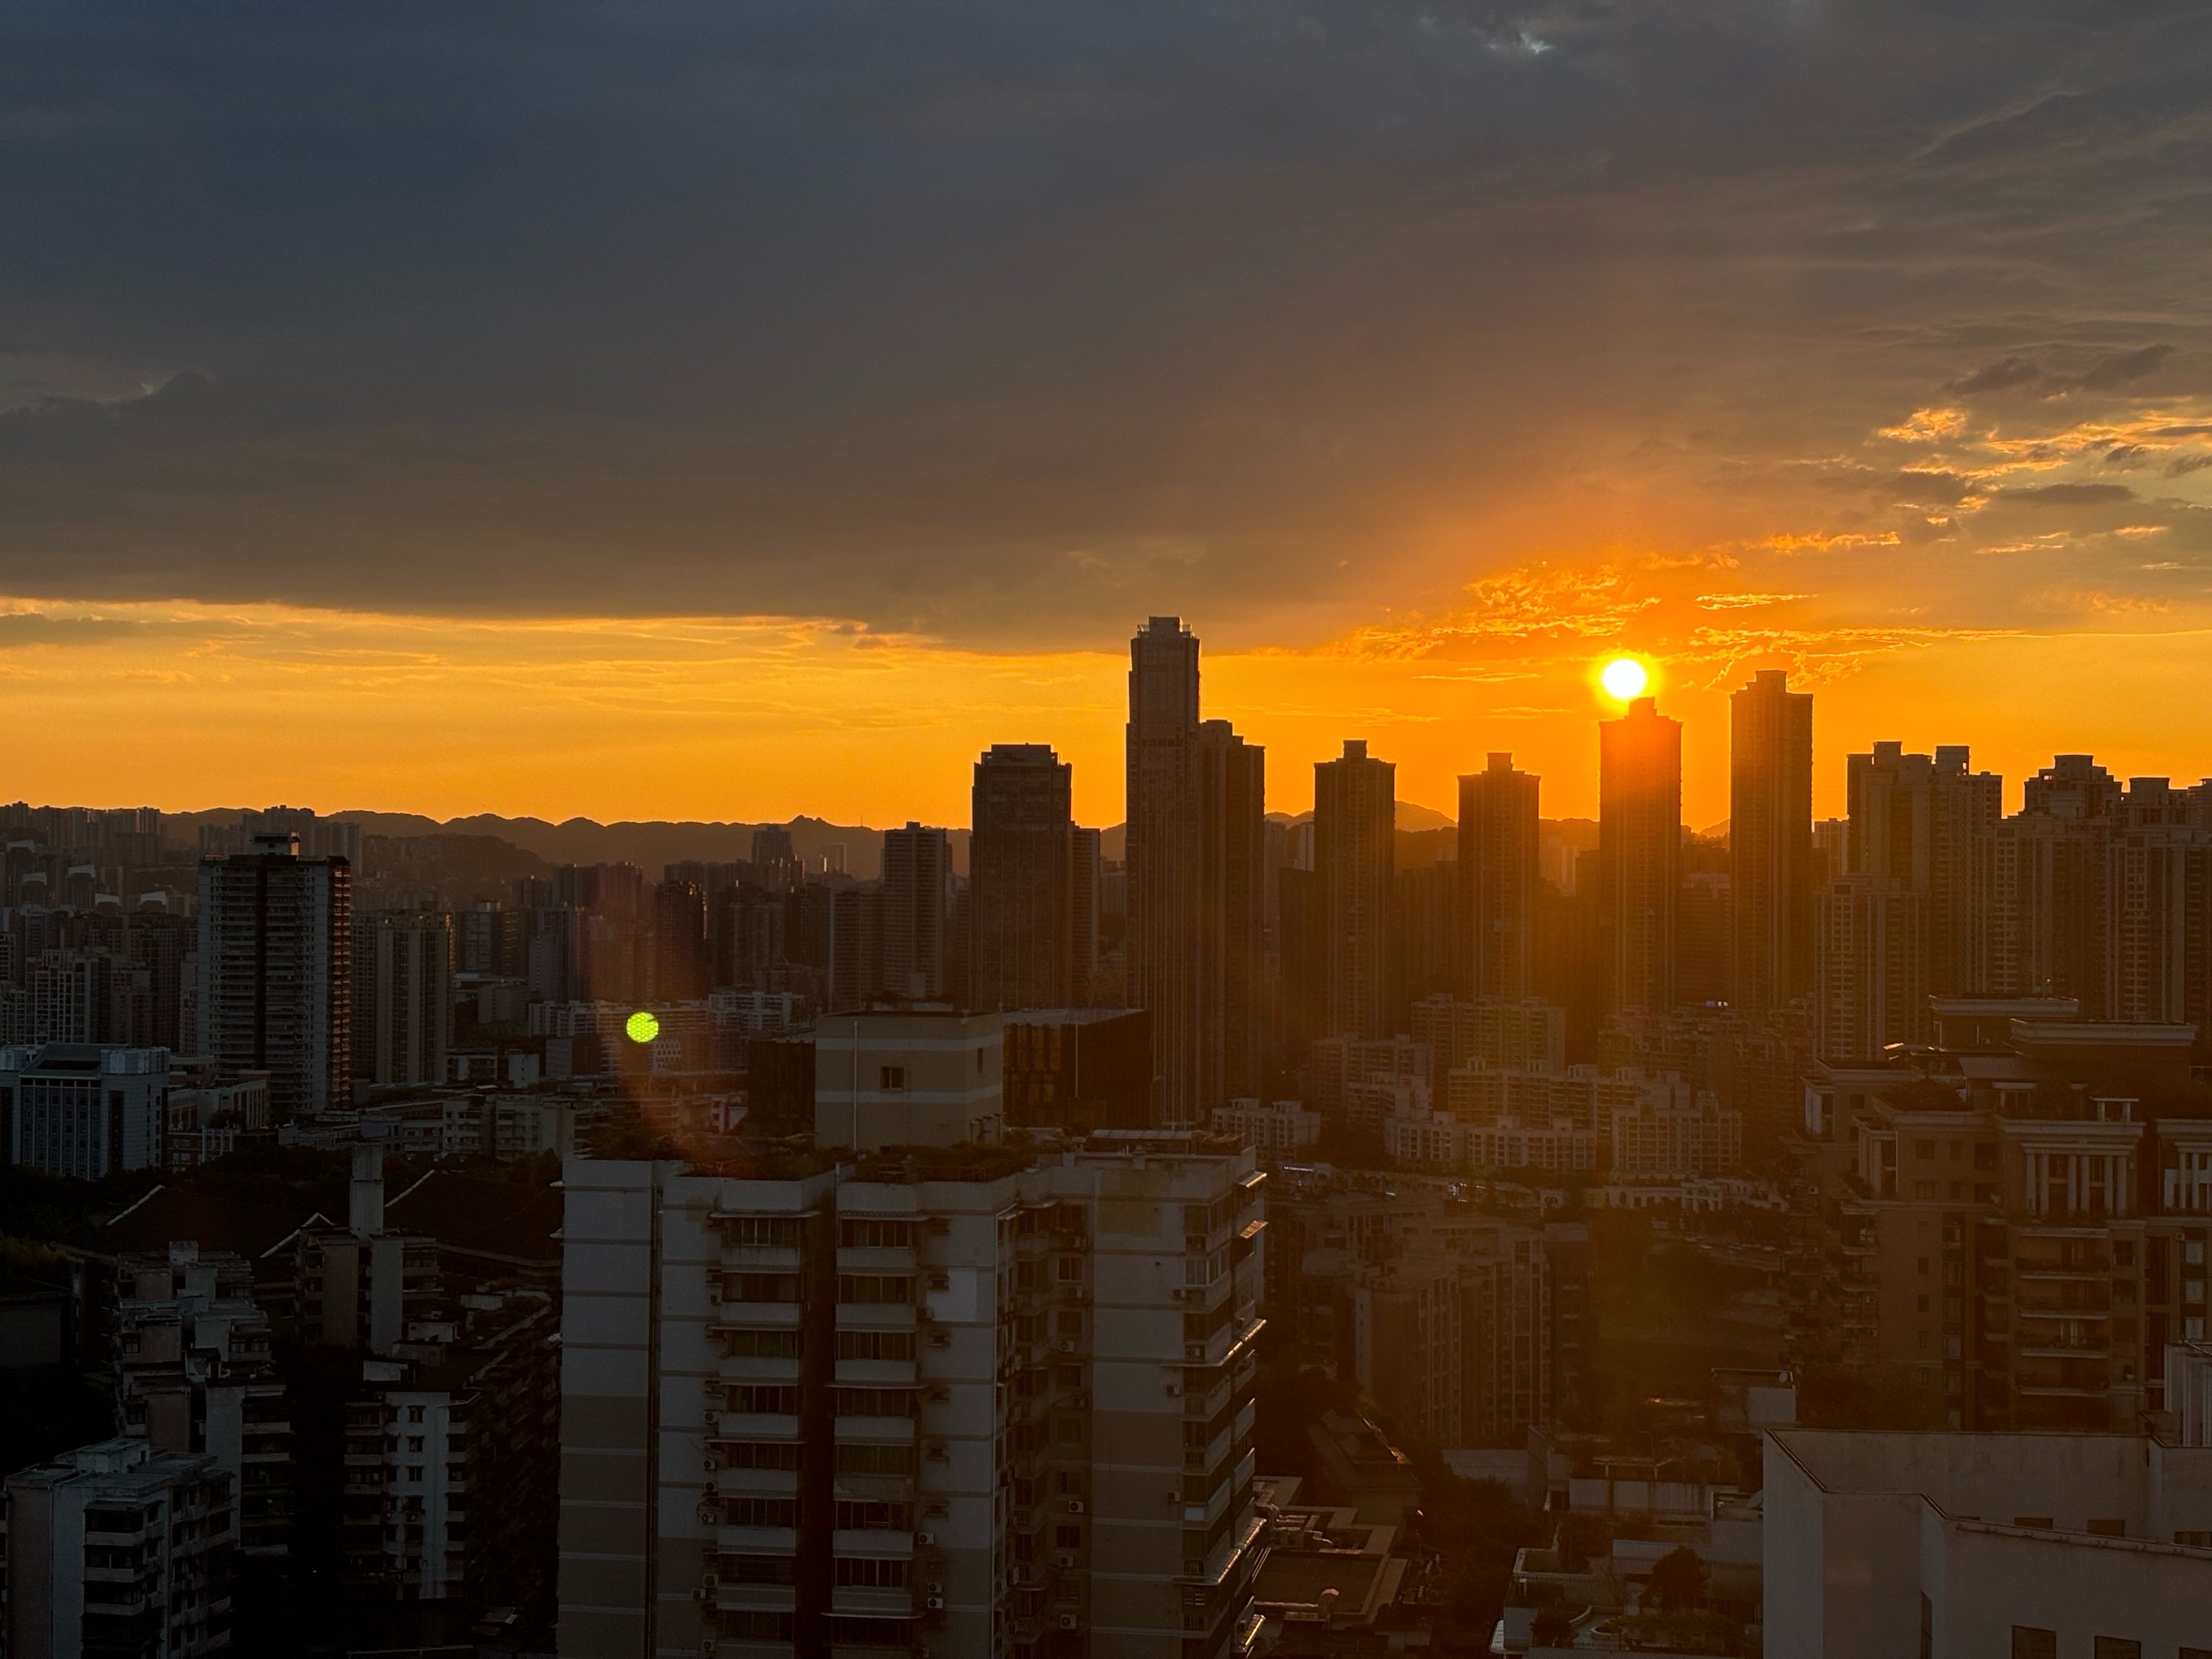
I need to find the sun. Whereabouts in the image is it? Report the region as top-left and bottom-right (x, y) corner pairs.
(626, 1009), (661, 1044)
(1599, 656), (1650, 701)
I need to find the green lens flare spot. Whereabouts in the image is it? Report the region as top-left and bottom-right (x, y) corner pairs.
(626, 1010), (661, 1044)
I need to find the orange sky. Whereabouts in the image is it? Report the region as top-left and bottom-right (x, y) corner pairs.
(3, 591), (2206, 830)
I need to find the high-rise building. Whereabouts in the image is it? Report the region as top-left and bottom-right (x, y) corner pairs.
(649, 879), (711, 1001)
(880, 824), (951, 1001)
(1599, 698), (1681, 1017)
(1458, 753), (1539, 1004)
(968, 744), (1074, 1012)
(1813, 873), (1925, 1063)
(1845, 741), (2001, 1006)
(197, 831), (351, 1119)
(352, 910), (454, 1089)
(1202, 722), (1267, 1102)
(2102, 778), (2212, 1043)
(1316, 740), (1394, 1041)
(1126, 616), (1205, 1121)
(0, 1043), (169, 1178)
(557, 1133), (1266, 1659)
(1070, 826), (1102, 1006)
(812, 1007), (1004, 1152)
(3, 1438), (238, 1659)
(1728, 670), (1813, 1017)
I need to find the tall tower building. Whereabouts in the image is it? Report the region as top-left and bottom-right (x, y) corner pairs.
(1845, 741), (2001, 1004)
(197, 832), (350, 1118)
(1729, 669), (1813, 1017)
(1126, 617), (1205, 1120)
(1316, 740), (1395, 1040)
(1599, 698), (1681, 1017)
(1070, 826), (1102, 1005)
(880, 823), (950, 1000)
(1457, 753), (1539, 1004)
(1813, 873), (1925, 1062)
(352, 910), (454, 1088)
(967, 744), (1074, 1012)
(1203, 721), (1267, 1102)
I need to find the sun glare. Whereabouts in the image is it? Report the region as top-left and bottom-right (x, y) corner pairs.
(1599, 656), (1649, 702)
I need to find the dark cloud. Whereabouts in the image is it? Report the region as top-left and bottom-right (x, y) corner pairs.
(1947, 356), (2042, 395)
(1997, 483), (2137, 506)
(2105, 444), (2149, 467)
(0, 1), (2206, 641)
(2078, 344), (2176, 391)
(1885, 470), (1974, 505)
(2167, 454), (2212, 477)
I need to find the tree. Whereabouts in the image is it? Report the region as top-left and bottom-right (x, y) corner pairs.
(1648, 1544), (1708, 1614)
(1531, 1607), (1575, 1647)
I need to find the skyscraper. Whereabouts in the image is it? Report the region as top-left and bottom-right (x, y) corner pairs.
(1126, 616), (1205, 1120)
(967, 744), (1074, 1011)
(1202, 720), (1267, 1101)
(1316, 740), (1394, 1040)
(1845, 741), (2000, 1004)
(880, 822), (950, 1000)
(1458, 752), (1539, 1004)
(197, 831), (351, 1118)
(1729, 669), (1813, 1017)
(1599, 697), (1681, 1017)
(352, 910), (453, 1088)
(1070, 825), (1102, 1004)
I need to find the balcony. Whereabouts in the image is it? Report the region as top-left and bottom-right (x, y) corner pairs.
(831, 1586), (916, 1618)
(836, 1303), (917, 1332)
(712, 1303), (802, 1331)
(715, 1412), (802, 1441)
(713, 1582), (798, 1614)
(714, 1467), (800, 1497)
(719, 1243), (803, 1272)
(719, 1354), (803, 1385)
(832, 1528), (914, 1556)
(835, 1358), (917, 1388)
(836, 1415), (918, 1444)
(838, 1247), (918, 1276)
(718, 1525), (799, 1554)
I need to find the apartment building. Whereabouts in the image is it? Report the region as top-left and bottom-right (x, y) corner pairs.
(558, 1132), (1266, 1659)
(1796, 1003), (2210, 1430)
(2, 1437), (238, 1659)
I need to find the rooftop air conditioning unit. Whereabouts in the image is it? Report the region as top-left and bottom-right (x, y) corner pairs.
(702, 1457), (718, 1475)
(701, 1572), (717, 1590)
(1056, 1340), (1077, 1355)
(1058, 1614), (1080, 1630)
(1065, 1499), (1085, 1515)
(1055, 1552), (1078, 1568)
(696, 1502), (719, 1525)
(916, 1531), (937, 1546)
(1164, 1383), (1181, 1397)
(928, 1582), (944, 1596)
(926, 1596), (945, 1610)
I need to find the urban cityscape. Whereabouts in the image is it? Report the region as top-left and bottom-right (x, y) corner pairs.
(6, 4), (2212, 1658)
(5, 615), (2212, 1657)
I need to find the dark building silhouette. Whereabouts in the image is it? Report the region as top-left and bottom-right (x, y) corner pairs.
(880, 823), (950, 1000)
(1728, 669), (1813, 1017)
(1458, 753), (1539, 1004)
(197, 832), (351, 1119)
(1203, 721), (1268, 1104)
(967, 744), (1074, 1011)
(1126, 616), (1206, 1121)
(1317, 740), (1394, 1041)
(1599, 698), (1681, 1017)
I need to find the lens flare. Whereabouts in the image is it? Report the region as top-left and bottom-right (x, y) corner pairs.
(626, 1009), (661, 1044)
(1599, 657), (1649, 701)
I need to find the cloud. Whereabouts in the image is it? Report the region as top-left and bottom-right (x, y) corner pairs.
(2166, 454), (2212, 477)
(2078, 344), (2176, 393)
(1995, 483), (2137, 507)
(1947, 356), (2042, 396)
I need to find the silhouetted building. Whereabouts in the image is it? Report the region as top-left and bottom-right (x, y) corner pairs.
(1001, 1006), (1153, 1130)
(1729, 669), (1813, 1017)
(1204, 721), (1268, 1102)
(198, 832), (351, 1119)
(1071, 825), (1103, 1004)
(1599, 699), (1680, 1017)
(1847, 741), (2000, 1006)
(352, 910), (454, 1089)
(1317, 740), (1394, 1042)
(1458, 753), (1539, 1004)
(880, 824), (950, 1000)
(1126, 616), (1206, 1121)
(968, 744), (1074, 1011)
(1813, 873), (1924, 1061)
(745, 1032), (818, 1140)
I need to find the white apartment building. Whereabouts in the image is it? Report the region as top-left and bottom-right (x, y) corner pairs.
(2, 1437), (238, 1658)
(558, 1132), (1266, 1659)
(1765, 1428), (2212, 1659)
(813, 1008), (1005, 1153)
(0, 1043), (170, 1179)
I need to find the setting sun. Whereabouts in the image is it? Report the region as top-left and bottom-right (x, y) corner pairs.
(1599, 656), (1650, 702)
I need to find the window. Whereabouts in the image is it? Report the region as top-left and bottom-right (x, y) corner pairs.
(839, 1220), (913, 1249)
(725, 1497), (798, 1528)
(1915, 1139), (1935, 1159)
(2010, 1630), (2056, 1659)
(729, 1218), (801, 1248)
(1055, 1311), (1083, 1336)
(836, 1330), (916, 1362)
(1056, 1256), (1084, 1282)
(835, 1388), (915, 1418)
(838, 1275), (913, 1305)
(720, 1612), (794, 1640)
(726, 1272), (800, 1303)
(2090, 1640), (2140, 1659)
(834, 1557), (910, 1588)
(1054, 1525), (1083, 1548)
(879, 1066), (907, 1091)
(835, 1444), (913, 1477)
(1917, 1294), (1931, 1313)
(407, 1406), (425, 1423)
(727, 1555), (798, 1584)
(724, 1443), (803, 1471)
(1918, 1257), (1931, 1275)
(728, 1386), (800, 1414)
(2086, 1517), (2125, 1537)
(835, 1499), (912, 1530)
(725, 1329), (801, 1358)
(1975, 1142), (1996, 1170)
(2011, 1516), (2052, 1530)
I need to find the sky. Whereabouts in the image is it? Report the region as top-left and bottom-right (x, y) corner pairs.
(2, 1), (2210, 828)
